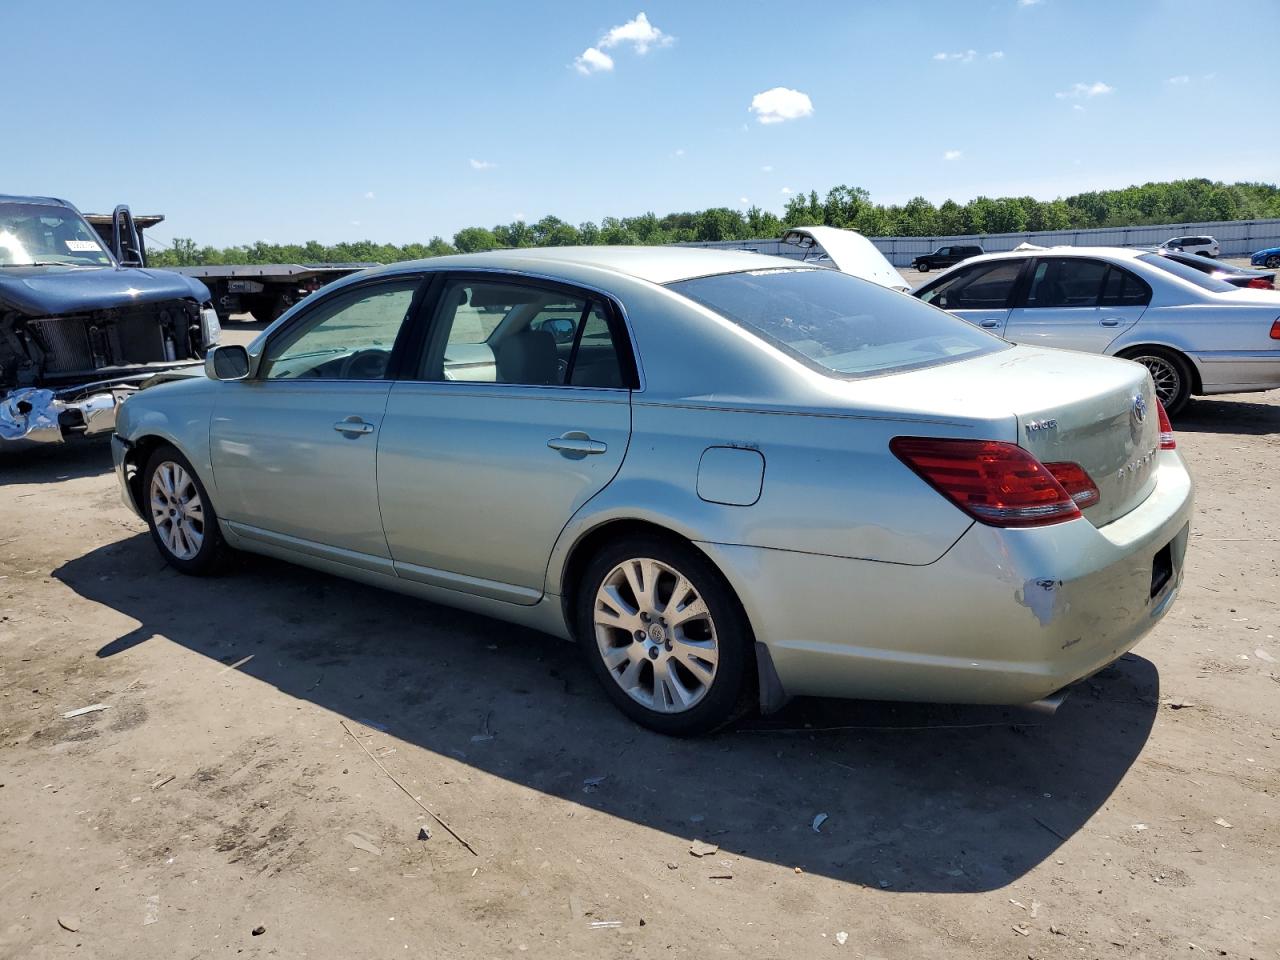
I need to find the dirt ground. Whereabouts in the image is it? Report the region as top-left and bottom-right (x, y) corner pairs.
(2, 370), (1279, 959)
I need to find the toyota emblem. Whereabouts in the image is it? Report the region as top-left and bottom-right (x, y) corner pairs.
(1132, 393), (1148, 423)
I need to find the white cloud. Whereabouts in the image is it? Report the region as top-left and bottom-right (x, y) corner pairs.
(1017, 0), (1043, 7)
(1203, 72), (1216, 80)
(350, 220), (360, 226)
(749, 87), (814, 124)
(469, 158), (497, 170)
(363, 191), (375, 200)
(599, 12), (672, 54)
(574, 46), (614, 74)
(760, 164), (773, 173)
(512, 212), (526, 221)
(780, 186), (793, 195)
(1072, 104), (1086, 112)
(671, 147), (685, 158)
(739, 197), (750, 205)
(987, 50), (1005, 60)
(1055, 81), (1113, 99)
(943, 149), (963, 161)
(1167, 74), (1190, 85)
(933, 49), (978, 63)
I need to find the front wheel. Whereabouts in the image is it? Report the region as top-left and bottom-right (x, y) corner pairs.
(143, 445), (228, 575)
(916, 262), (929, 273)
(1122, 347), (1193, 416)
(576, 536), (753, 736)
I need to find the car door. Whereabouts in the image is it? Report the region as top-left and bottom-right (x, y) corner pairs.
(916, 259), (1025, 334)
(208, 276), (426, 568)
(1003, 257), (1147, 353)
(376, 275), (636, 603)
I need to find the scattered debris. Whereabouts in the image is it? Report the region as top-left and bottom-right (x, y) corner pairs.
(355, 717), (388, 732)
(666, 862), (678, 870)
(1012, 923), (1030, 936)
(251, 925), (266, 936)
(61, 703), (109, 719)
(417, 827), (431, 841)
(1213, 818), (1232, 828)
(794, 866), (803, 875)
(1033, 816), (1069, 842)
(1255, 649), (1276, 664)
(340, 719), (477, 856)
(811, 813), (828, 833)
(582, 776), (607, 794)
(57, 916), (79, 932)
(345, 831), (383, 856)
(708, 871), (733, 880)
(639, 918), (646, 927)
(142, 894), (160, 926)
(1162, 698), (1196, 710)
(1049, 925), (1066, 936)
(835, 931), (848, 946)
(150, 775), (174, 790)
(217, 655), (254, 675)
(588, 920), (622, 929)
(1132, 823), (1149, 831)
(1030, 901), (1041, 919)
(1010, 899), (1027, 911)
(689, 840), (719, 857)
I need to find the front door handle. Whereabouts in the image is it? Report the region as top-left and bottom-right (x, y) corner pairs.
(1100, 318), (1122, 327)
(333, 417), (375, 436)
(548, 431), (607, 457)
(979, 318), (1002, 328)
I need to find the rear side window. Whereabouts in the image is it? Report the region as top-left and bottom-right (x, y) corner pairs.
(919, 260), (1023, 310)
(1025, 258), (1109, 308)
(1099, 266), (1151, 306)
(1139, 253), (1237, 292)
(669, 268), (1006, 379)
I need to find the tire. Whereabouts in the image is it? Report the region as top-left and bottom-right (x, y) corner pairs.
(142, 444), (228, 575)
(1121, 347), (1193, 417)
(1266, 256), (1280, 270)
(916, 262), (930, 273)
(250, 295), (280, 324)
(576, 535), (753, 736)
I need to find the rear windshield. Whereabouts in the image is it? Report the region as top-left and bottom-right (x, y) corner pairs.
(668, 268), (1007, 378)
(1139, 253), (1236, 292)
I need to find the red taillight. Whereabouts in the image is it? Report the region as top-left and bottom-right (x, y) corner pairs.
(1271, 317), (1280, 340)
(1246, 277), (1274, 290)
(1043, 461), (1100, 509)
(890, 437), (1086, 527)
(1156, 399), (1176, 450)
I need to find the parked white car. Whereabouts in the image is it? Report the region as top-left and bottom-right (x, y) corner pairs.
(1163, 235), (1219, 258)
(913, 247), (1280, 413)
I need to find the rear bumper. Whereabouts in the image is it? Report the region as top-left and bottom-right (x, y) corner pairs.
(700, 450), (1194, 706)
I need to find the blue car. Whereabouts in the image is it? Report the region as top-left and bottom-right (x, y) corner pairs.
(1251, 246), (1280, 269)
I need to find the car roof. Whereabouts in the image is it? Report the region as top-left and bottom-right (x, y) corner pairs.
(958, 246), (1145, 263)
(0, 194), (73, 208)
(380, 246), (801, 286)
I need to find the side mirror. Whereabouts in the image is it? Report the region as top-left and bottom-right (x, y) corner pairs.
(539, 317), (577, 344)
(205, 344), (252, 381)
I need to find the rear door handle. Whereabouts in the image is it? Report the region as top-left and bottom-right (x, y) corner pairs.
(333, 417), (375, 435)
(548, 431), (607, 456)
(979, 319), (1002, 328)
(1100, 318), (1122, 327)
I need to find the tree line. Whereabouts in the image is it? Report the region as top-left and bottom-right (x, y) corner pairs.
(148, 178), (1280, 267)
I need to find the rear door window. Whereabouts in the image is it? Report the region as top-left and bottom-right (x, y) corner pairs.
(1025, 258), (1108, 308)
(1099, 266), (1151, 306)
(919, 260), (1023, 310)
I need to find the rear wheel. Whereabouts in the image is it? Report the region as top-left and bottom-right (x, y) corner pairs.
(143, 445), (228, 575)
(576, 535), (752, 736)
(1121, 347), (1193, 416)
(1266, 256), (1280, 270)
(916, 262), (929, 273)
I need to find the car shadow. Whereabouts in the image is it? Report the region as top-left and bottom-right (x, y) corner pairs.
(0, 439), (114, 484)
(1177, 396), (1280, 435)
(54, 536), (1159, 894)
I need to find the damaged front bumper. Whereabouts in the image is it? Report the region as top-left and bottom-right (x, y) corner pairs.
(0, 369), (195, 451)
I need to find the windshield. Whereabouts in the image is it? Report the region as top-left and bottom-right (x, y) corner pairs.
(1139, 253), (1237, 293)
(0, 202), (113, 267)
(669, 268), (1006, 379)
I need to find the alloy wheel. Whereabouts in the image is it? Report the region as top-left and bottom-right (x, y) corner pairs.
(149, 460), (205, 561)
(593, 557), (719, 714)
(1131, 354), (1181, 408)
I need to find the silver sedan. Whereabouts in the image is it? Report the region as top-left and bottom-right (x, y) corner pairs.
(113, 248), (1193, 735)
(913, 246), (1280, 414)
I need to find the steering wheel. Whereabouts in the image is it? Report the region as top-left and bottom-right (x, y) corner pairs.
(339, 348), (389, 380)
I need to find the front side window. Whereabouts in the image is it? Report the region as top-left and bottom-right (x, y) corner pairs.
(263, 279), (420, 380)
(1025, 258), (1109, 308)
(671, 268), (1006, 379)
(919, 260), (1023, 310)
(0, 202), (113, 267)
(422, 279), (627, 388)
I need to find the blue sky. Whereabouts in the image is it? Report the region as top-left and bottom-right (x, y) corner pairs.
(6, 0), (1276, 247)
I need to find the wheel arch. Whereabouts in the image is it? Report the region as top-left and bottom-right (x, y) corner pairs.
(1113, 342), (1204, 395)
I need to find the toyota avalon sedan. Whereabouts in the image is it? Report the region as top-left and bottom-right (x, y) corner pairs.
(112, 248), (1193, 735)
(913, 247), (1280, 414)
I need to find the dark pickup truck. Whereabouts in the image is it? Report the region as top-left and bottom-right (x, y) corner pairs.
(0, 195), (220, 452)
(910, 243), (985, 272)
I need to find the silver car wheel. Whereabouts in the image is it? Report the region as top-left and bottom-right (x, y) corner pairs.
(593, 557), (719, 714)
(1132, 354), (1180, 408)
(149, 460), (205, 561)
